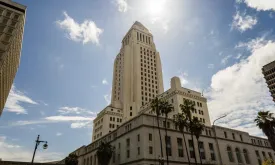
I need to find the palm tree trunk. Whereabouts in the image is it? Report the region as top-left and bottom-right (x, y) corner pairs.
(165, 116), (169, 165)
(182, 129), (191, 165)
(157, 115), (164, 162)
(196, 137), (202, 165)
(191, 133), (198, 165)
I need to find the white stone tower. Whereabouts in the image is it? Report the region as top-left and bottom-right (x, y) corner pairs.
(111, 21), (164, 121)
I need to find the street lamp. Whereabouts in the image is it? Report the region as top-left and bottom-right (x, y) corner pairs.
(158, 155), (165, 165)
(213, 114), (227, 165)
(31, 135), (48, 164)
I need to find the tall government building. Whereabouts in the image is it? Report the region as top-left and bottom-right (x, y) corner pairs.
(67, 22), (275, 165)
(262, 60), (275, 102)
(0, 0), (26, 116)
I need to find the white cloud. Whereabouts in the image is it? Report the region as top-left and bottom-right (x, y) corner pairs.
(206, 36), (275, 136)
(221, 55), (232, 65)
(178, 71), (188, 86)
(238, 0), (275, 11)
(0, 135), (63, 162)
(45, 115), (95, 121)
(115, 0), (128, 12)
(56, 132), (62, 136)
(102, 79), (108, 85)
(231, 11), (257, 32)
(4, 85), (38, 114)
(58, 106), (97, 115)
(56, 11), (103, 45)
(71, 121), (92, 129)
(208, 64), (214, 69)
(235, 53), (243, 59)
(104, 94), (111, 105)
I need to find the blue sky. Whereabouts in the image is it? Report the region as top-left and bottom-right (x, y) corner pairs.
(1, 0), (275, 162)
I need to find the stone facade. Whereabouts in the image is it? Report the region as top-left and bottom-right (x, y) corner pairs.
(0, 0), (26, 115)
(71, 113), (274, 165)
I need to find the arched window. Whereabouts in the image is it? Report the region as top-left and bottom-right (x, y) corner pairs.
(235, 148), (243, 163)
(227, 146), (234, 162)
(243, 149), (250, 164)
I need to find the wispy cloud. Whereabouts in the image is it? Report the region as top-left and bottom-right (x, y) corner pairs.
(102, 78), (108, 85)
(115, 0), (128, 12)
(56, 132), (62, 136)
(221, 55), (232, 65)
(9, 106), (97, 129)
(237, 0), (275, 11)
(56, 11), (103, 45)
(4, 85), (38, 114)
(178, 71), (189, 86)
(231, 11), (257, 32)
(0, 135), (63, 162)
(58, 106), (97, 115)
(208, 64), (214, 69)
(206, 36), (275, 136)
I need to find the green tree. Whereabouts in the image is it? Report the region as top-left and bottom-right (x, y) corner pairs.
(180, 99), (198, 165)
(65, 154), (78, 165)
(96, 141), (114, 165)
(190, 117), (204, 165)
(173, 113), (191, 165)
(160, 100), (173, 165)
(255, 111), (275, 151)
(151, 97), (164, 164)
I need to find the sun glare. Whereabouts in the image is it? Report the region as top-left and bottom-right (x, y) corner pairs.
(147, 0), (166, 17)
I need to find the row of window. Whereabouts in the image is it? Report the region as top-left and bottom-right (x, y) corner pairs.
(137, 32), (151, 44)
(94, 125), (102, 133)
(265, 72), (275, 81)
(227, 147), (250, 163)
(251, 138), (270, 147)
(93, 132), (102, 140)
(264, 67), (275, 76)
(224, 131), (243, 141)
(94, 118), (103, 127)
(110, 116), (122, 123)
(109, 123), (119, 129)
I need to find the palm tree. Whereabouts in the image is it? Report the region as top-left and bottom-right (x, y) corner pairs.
(96, 141), (114, 165)
(173, 113), (191, 165)
(65, 153), (78, 165)
(190, 117), (204, 165)
(255, 111), (275, 151)
(180, 99), (198, 165)
(151, 97), (164, 164)
(160, 100), (173, 165)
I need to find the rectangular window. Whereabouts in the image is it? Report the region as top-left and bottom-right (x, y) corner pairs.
(130, 112), (132, 116)
(240, 135), (243, 141)
(167, 122), (170, 128)
(188, 140), (195, 158)
(149, 133), (152, 141)
(126, 138), (130, 147)
(209, 143), (216, 161)
(149, 146), (153, 154)
(166, 136), (172, 156)
(127, 150), (130, 158)
(232, 133), (235, 140)
(137, 32), (139, 40)
(130, 106), (132, 110)
(138, 147), (140, 155)
(137, 134), (140, 142)
(224, 131), (227, 138)
(177, 138), (184, 157)
(268, 152), (273, 159)
(199, 141), (206, 159)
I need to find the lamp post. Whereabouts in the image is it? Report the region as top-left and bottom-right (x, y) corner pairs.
(158, 155), (165, 165)
(213, 114), (227, 165)
(31, 135), (48, 164)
